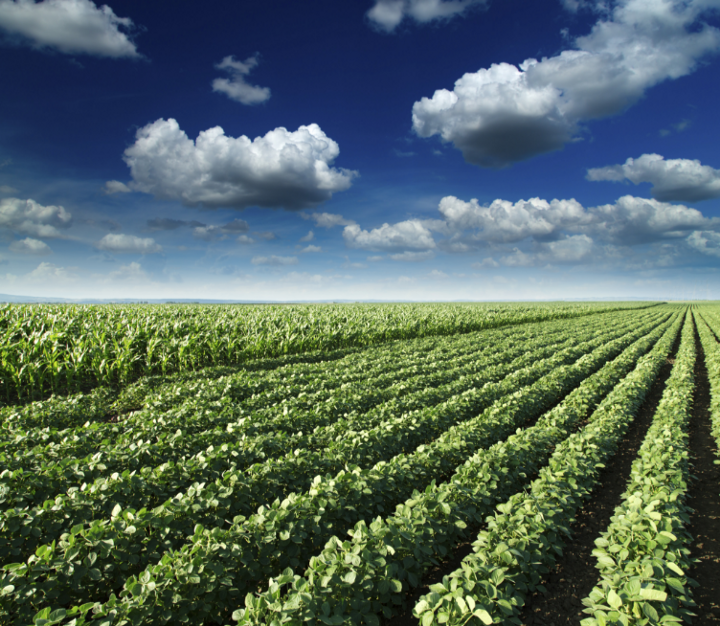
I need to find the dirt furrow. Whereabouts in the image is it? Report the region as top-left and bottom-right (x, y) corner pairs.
(686, 313), (720, 623)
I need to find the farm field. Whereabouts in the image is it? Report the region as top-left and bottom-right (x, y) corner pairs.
(0, 302), (718, 626)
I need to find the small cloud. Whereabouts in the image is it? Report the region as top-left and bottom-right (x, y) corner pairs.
(104, 180), (132, 194)
(9, 237), (52, 255)
(367, 0), (485, 33)
(96, 233), (162, 254)
(302, 211), (356, 228)
(394, 149), (415, 158)
(428, 269), (448, 278)
(106, 261), (149, 282)
(471, 257), (499, 269)
(587, 154), (720, 202)
(344, 219), (436, 252)
(389, 250), (435, 262)
(254, 231), (276, 240)
(0, 185), (18, 194)
(147, 217), (204, 231)
(300, 244), (322, 253)
(193, 219), (249, 241)
(251, 254), (298, 266)
(300, 230), (314, 242)
(237, 234), (255, 244)
(0, 197), (72, 237)
(659, 119), (692, 137)
(223, 218), (249, 232)
(26, 261), (76, 283)
(212, 54), (271, 105)
(367, 255), (384, 262)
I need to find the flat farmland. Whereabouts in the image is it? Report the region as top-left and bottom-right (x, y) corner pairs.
(0, 302), (718, 626)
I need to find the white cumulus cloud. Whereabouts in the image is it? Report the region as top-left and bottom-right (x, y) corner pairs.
(587, 153), (720, 202)
(9, 237), (52, 254)
(367, 0), (484, 32)
(0, 0), (139, 57)
(300, 245), (322, 253)
(412, 0), (720, 167)
(96, 233), (162, 254)
(589, 195), (714, 245)
(212, 54), (270, 105)
(436, 194), (718, 247)
(343, 219), (436, 251)
(0, 197), (72, 237)
(123, 118), (357, 210)
(438, 195), (589, 243)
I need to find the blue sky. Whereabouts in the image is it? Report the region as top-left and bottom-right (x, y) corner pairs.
(1, 0), (720, 301)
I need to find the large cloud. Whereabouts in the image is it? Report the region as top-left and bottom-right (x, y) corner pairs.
(343, 219), (436, 251)
(344, 194), (720, 269)
(587, 153), (720, 202)
(412, 0), (720, 167)
(438, 194), (718, 246)
(0, 0), (139, 57)
(0, 197), (72, 237)
(123, 118), (356, 210)
(212, 54), (270, 105)
(367, 0), (484, 32)
(96, 233), (162, 254)
(438, 195), (589, 243)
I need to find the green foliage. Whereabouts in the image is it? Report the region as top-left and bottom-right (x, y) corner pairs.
(0, 301), (660, 404)
(0, 303), (701, 626)
(580, 311), (698, 625)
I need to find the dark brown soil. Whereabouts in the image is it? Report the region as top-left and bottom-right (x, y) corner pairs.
(515, 324), (683, 626)
(686, 313), (720, 623)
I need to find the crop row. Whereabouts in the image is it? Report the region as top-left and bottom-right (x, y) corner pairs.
(408, 310), (691, 626)
(2, 313), (557, 434)
(1, 301), (657, 404)
(2, 305), (661, 443)
(0, 309), (662, 512)
(231, 309), (684, 626)
(696, 310), (720, 466)
(0, 307), (610, 468)
(0, 310), (669, 572)
(0, 311), (682, 623)
(578, 310), (698, 625)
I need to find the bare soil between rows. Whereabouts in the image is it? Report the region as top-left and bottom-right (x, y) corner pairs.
(686, 314), (720, 623)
